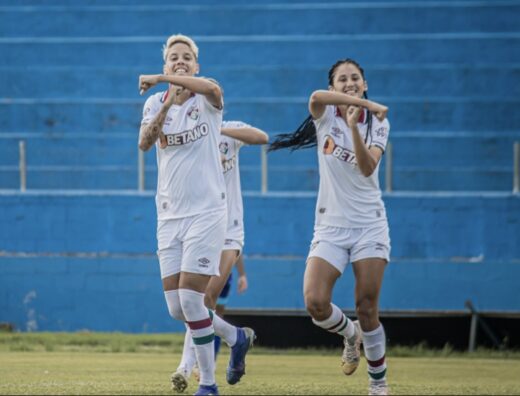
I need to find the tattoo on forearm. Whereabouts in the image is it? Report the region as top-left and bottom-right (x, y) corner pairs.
(140, 108), (168, 150)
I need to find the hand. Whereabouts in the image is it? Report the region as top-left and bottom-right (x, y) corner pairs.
(346, 105), (362, 128)
(367, 103), (388, 122)
(237, 275), (248, 294)
(158, 131), (167, 149)
(139, 74), (162, 95)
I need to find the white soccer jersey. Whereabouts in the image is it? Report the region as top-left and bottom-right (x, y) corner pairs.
(220, 120), (248, 244)
(313, 105), (390, 228)
(141, 91), (226, 220)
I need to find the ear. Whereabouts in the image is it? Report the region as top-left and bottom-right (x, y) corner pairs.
(363, 80), (368, 93)
(163, 63), (168, 74)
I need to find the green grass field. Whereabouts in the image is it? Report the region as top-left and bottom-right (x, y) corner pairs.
(1, 333), (520, 395)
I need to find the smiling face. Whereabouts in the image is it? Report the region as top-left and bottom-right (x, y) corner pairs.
(329, 62), (367, 98)
(163, 42), (199, 77)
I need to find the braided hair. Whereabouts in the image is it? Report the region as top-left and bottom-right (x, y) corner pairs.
(269, 59), (371, 152)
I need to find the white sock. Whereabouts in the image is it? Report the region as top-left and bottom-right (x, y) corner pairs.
(363, 324), (387, 381)
(177, 323), (197, 376)
(179, 289), (215, 386)
(210, 310), (238, 347)
(312, 303), (356, 341)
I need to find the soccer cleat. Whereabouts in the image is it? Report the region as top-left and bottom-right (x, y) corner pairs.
(171, 370), (189, 393)
(341, 320), (362, 375)
(194, 384), (219, 396)
(369, 379), (389, 395)
(226, 327), (256, 385)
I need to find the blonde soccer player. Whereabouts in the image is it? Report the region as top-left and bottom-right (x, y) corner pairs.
(138, 34), (255, 396)
(171, 120), (268, 393)
(269, 59), (391, 396)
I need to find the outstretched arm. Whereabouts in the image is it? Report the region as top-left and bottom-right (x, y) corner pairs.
(309, 90), (388, 121)
(139, 74), (222, 109)
(221, 126), (269, 145)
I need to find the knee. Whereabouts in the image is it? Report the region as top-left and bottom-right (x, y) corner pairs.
(304, 292), (330, 321)
(204, 293), (217, 311)
(355, 297), (377, 324)
(164, 290), (185, 321)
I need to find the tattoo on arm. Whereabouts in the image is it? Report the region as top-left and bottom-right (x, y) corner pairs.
(139, 107), (168, 151)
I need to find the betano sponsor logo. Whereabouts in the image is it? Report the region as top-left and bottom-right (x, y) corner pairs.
(323, 135), (356, 164)
(165, 122), (209, 146)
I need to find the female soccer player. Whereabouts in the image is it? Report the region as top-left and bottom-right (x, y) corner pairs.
(269, 59), (391, 396)
(171, 120), (268, 393)
(138, 34), (255, 396)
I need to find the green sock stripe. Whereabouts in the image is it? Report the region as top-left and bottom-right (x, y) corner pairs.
(336, 318), (348, 333)
(368, 368), (387, 380)
(192, 333), (215, 345)
(208, 309), (214, 321)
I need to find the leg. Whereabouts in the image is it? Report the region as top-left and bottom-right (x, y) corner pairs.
(352, 258), (388, 394)
(204, 250), (238, 310)
(177, 272), (216, 387)
(212, 271), (234, 360)
(304, 256), (361, 375)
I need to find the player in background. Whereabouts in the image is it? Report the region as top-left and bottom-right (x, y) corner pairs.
(269, 59), (391, 396)
(214, 255), (248, 359)
(171, 120), (268, 392)
(138, 34), (256, 396)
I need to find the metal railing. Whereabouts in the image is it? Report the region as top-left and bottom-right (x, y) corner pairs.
(15, 140), (520, 193)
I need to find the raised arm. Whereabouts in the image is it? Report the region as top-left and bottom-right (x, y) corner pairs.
(221, 126), (269, 145)
(309, 90), (388, 121)
(139, 74), (222, 109)
(346, 105), (385, 177)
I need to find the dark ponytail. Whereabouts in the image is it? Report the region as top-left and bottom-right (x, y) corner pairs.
(269, 58), (371, 152)
(268, 115), (317, 152)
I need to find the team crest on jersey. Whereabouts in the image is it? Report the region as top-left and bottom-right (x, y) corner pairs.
(164, 116), (173, 126)
(187, 106), (199, 120)
(144, 107), (151, 116)
(219, 142), (229, 155)
(323, 135), (356, 164)
(375, 126), (388, 138)
(331, 126), (342, 137)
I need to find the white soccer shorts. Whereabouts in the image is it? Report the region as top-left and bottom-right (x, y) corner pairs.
(157, 209), (227, 278)
(307, 222), (391, 274)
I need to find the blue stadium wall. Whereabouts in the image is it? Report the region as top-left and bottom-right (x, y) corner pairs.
(1, 0), (520, 333)
(1, 191), (519, 332)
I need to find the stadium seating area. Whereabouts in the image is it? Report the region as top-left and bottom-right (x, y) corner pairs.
(1, 0), (519, 332)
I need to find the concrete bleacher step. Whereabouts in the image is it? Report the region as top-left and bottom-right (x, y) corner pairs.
(1, 2), (518, 37)
(3, 64), (520, 98)
(2, 97), (520, 133)
(2, 33), (519, 67)
(1, 191), (518, 259)
(1, 133), (518, 166)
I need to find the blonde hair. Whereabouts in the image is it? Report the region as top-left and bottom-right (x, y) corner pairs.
(162, 34), (199, 61)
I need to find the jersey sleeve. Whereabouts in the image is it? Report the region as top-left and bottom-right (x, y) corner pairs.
(312, 105), (334, 134)
(222, 120), (252, 150)
(141, 93), (161, 125)
(199, 93), (224, 115)
(370, 117), (390, 153)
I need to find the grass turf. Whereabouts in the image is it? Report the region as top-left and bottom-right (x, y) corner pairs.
(1, 333), (520, 395)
